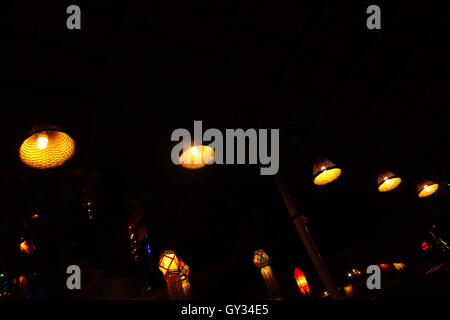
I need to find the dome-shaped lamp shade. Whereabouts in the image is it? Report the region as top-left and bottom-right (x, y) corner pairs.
(253, 249), (270, 269)
(313, 158), (342, 185)
(159, 250), (180, 277)
(377, 171), (402, 192)
(179, 145), (215, 169)
(417, 180), (439, 198)
(19, 126), (76, 169)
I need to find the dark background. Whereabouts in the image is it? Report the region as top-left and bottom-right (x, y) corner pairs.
(0, 1), (449, 299)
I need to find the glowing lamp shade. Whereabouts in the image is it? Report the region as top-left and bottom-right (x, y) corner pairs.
(179, 145), (215, 169)
(344, 284), (354, 297)
(253, 249), (270, 269)
(159, 250), (180, 277)
(313, 158), (342, 185)
(417, 180), (439, 198)
(293, 267), (311, 295)
(377, 171), (402, 192)
(19, 127), (76, 169)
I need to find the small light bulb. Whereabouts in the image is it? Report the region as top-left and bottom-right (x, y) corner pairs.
(37, 134), (49, 149)
(321, 166), (326, 171)
(191, 146), (198, 155)
(424, 185), (430, 191)
(384, 176), (388, 181)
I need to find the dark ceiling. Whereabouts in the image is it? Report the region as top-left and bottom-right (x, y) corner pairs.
(1, 1), (450, 298)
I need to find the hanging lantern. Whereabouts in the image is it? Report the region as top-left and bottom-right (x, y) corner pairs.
(159, 250), (183, 300)
(159, 250), (180, 276)
(417, 180), (439, 198)
(179, 145), (215, 169)
(293, 267), (311, 296)
(313, 158), (342, 185)
(377, 171), (402, 192)
(253, 249), (270, 269)
(19, 125), (76, 169)
(179, 259), (191, 300)
(393, 263), (406, 271)
(253, 249), (280, 299)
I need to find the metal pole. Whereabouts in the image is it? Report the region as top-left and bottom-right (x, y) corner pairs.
(274, 174), (344, 300)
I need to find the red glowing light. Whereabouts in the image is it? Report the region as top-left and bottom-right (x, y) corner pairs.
(294, 267), (311, 296)
(421, 241), (430, 251)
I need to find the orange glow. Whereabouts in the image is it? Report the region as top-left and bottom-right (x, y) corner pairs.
(378, 173), (402, 192)
(20, 129), (76, 169)
(393, 263), (406, 271)
(159, 250), (180, 277)
(19, 240), (35, 255)
(293, 267), (311, 296)
(344, 284), (354, 297)
(179, 145), (215, 169)
(314, 168), (342, 185)
(418, 182), (439, 198)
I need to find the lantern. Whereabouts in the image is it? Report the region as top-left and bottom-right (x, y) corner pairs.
(377, 171), (402, 192)
(293, 267), (311, 296)
(179, 145), (215, 169)
(313, 158), (342, 185)
(19, 125), (76, 169)
(393, 263), (406, 271)
(179, 260), (191, 300)
(253, 249), (280, 299)
(417, 180), (439, 198)
(159, 250), (183, 300)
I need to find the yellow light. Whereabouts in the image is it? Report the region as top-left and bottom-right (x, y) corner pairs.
(20, 129), (76, 169)
(377, 172), (402, 192)
(418, 182), (439, 198)
(179, 145), (215, 169)
(37, 134), (49, 149)
(313, 158), (342, 185)
(159, 250), (180, 277)
(314, 167), (342, 185)
(393, 263), (406, 271)
(344, 284), (354, 297)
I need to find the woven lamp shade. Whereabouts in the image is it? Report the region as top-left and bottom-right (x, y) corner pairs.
(417, 180), (439, 198)
(313, 158), (342, 185)
(19, 125), (76, 170)
(377, 171), (402, 192)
